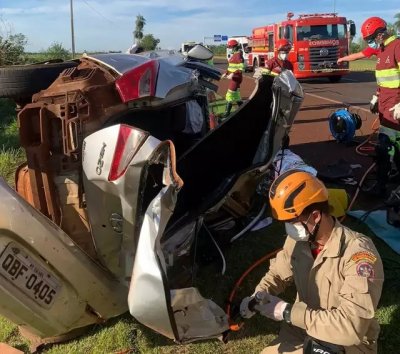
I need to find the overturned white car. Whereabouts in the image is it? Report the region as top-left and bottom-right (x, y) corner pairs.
(0, 47), (303, 346)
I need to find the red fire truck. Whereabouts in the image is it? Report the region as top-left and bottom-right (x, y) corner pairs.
(247, 12), (356, 82)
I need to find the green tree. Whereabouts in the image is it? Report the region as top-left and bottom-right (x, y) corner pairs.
(394, 13), (400, 32)
(42, 42), (70, 61)
(208, 44), (227, 56)
(134, 14), (146, 43)
(0, 32), (27, 65)
(386, 22), (396, 36)
(139, 34), (160, 51)
(357, 36), (367, 51)
(350, 42), (361, 54)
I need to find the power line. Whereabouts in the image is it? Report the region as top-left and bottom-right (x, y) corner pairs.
(81, 0), (114, 24)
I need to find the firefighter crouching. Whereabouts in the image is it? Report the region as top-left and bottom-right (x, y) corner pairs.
(361, 17), (400, 195)
(222, 39), (245, 117)
(240, 170), (384, 354)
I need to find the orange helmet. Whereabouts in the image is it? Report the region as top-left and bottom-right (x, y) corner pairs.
(227, 39), (239, 48)
(269, 169), (328, 221)
(361, 17), (386, 40)
(276, 39), (292, 52)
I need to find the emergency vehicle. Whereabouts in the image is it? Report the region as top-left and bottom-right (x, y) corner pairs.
(247, 12), (356, 82)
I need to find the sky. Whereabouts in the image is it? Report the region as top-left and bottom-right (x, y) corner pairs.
(0, 0), (399, 53)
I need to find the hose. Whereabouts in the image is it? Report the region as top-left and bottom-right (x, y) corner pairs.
(340, 117), (380, 222)
(339, 162), (376, 222)
(203, 223), (227, 275)
(226, 248), (281, 331)
(355, 117), (379, 156)
(230, 204), (267, 243)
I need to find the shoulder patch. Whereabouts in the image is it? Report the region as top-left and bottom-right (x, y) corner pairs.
(356, 262), (375, 278)
(351, 251), (377, 264)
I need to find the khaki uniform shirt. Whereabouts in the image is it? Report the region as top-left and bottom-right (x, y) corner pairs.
(256, 220), (384, 353)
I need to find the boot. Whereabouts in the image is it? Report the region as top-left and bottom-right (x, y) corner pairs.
(224, 102), (233, 118)
(367, 133), (393, 196)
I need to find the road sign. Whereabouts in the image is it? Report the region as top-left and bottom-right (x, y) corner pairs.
(214, 35), (222, 42)
(222, 35), (228, 41)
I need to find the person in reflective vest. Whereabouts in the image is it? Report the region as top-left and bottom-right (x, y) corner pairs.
(222, 39), (245, 117)
(360, 17), (400, 195)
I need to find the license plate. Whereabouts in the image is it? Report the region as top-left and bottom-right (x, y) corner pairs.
(0, 243), (61, 308)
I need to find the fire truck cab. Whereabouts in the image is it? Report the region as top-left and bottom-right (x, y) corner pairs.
(248, 12), (356, 82)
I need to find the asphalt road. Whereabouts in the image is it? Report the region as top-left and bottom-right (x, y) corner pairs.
(299, 71), (376, 114)
(215, 60), (376, 113)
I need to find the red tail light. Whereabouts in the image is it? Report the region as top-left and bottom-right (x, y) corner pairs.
(108, 125), (147, 181)
(115, 60), (159, 103)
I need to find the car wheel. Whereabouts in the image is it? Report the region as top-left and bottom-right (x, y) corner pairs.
(328, 75), (342, 83)
(0, 61), (79, 99)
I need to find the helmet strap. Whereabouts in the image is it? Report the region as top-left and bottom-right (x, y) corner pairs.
(308, 219), (321, 243)
(302, 210), (322, 243)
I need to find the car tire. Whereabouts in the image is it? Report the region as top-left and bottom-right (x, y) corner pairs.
(328, 75), (342, 83)
(0, 61), (79, 99)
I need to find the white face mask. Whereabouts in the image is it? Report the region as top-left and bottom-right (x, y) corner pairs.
(285, 222), (310, 241)
(278, 52), (288, 61)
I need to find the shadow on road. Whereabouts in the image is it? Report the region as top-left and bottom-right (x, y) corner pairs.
(301, 72), (375, 84)
(299, 102), (369, 112)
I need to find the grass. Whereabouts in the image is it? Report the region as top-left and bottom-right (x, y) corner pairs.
(349, 59), (376, 72)
(0, 99), (25, 185)
(0, 219), (398, 354)
(0, 98), (399, 353)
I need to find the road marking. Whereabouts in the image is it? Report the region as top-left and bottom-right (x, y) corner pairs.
(305, 92), (371, 114)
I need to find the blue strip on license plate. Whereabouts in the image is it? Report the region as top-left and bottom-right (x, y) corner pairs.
(0, 243), (61, 308)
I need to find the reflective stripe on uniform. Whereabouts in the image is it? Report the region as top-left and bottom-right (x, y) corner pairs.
(376, 68), (400, 88)
(225, 89), (241, 102)
(384, 35), (397, 47)
(375, 36), (400, 88)
(261, 68), (279, 77)
(227, 62), (245, 73)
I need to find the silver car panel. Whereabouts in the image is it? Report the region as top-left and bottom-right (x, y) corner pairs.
(86, 53), (197, 101)
(0, 179), (128, 338)
(187, 44), (213, 61)
(128, 186), (177, 339)
(82, 124), (161, 281)
(128, 187), (229, 342)
(84, 53), (150, 75)
(155, 60), (194, 99)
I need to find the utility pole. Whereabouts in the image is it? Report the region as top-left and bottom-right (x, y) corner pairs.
(70, 0), (76, 58)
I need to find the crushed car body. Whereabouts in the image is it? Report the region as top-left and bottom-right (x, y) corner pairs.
(0, 47), (303, 345)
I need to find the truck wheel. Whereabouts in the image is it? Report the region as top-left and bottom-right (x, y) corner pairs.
(328, 75), (342, 83)
(0, 61), (78, 99)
